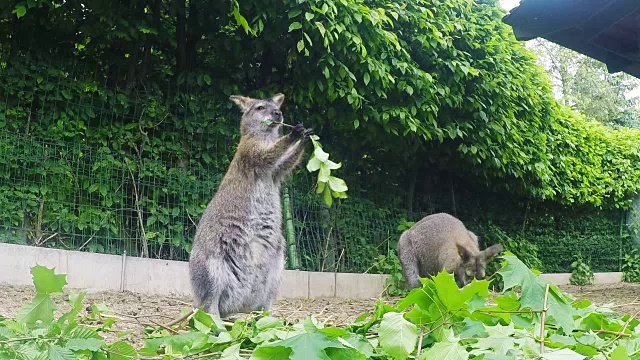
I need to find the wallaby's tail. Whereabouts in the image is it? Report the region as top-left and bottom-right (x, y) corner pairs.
(397, 232), (421, 290)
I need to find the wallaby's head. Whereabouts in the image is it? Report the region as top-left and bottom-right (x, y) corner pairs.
(230, 93), (285, 138)
(455, 242), (503, 287)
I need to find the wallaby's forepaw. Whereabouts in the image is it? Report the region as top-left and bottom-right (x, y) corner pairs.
(291, 123), (305, 138)
(303, 128), (314, 137)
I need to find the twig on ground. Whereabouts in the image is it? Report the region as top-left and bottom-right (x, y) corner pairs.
(163, 308), (197, 327)
(148, 319), (179, 334)
(610, 297), (640, 308)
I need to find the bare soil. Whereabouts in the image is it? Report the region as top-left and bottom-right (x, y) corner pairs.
(0, 284), (394, 347)
(1, 282), (639, 347)
(558, 283), (640, 315)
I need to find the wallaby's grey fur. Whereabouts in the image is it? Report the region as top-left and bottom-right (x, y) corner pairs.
(188, 93), (312, 318)
(397, 213), (503, 288)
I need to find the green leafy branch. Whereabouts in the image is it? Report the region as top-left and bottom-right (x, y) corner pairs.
(306, 135), (348, 208)
(262, 119), (349, 207)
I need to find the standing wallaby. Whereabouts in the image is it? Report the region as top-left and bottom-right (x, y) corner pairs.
(397, 213), (503, 288)
(188, 93), (312, 318)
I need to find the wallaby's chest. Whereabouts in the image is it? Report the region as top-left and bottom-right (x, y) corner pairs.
(207, 174), (283, 249)
(247, 179), (282, 232)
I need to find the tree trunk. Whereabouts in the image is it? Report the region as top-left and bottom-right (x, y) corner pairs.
(125, 47), (141, 91)
(8, 1), (20, 61)
(176, 0), (187, 74)
(406, 166), (417, 215)
(260, 43), (275, 87)
(185, 0), (200, 71)
(450, 176), (457, 217)
(140, 0), (161, 82)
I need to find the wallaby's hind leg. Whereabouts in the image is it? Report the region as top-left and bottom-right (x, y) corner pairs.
(190, 256), (215, 312)
(258, 247), (285, 313)
(398, 234), (421, 289)
(204, 295), (221, 318)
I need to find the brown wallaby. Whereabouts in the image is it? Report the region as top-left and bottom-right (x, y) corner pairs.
(397, 213), (503, 288)
(188, 93), (312, 318)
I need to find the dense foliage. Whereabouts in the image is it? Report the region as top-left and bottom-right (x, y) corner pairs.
(4, 0), (640, 208)
(4, 259), (640, 359)
(1, 0), (639, 271)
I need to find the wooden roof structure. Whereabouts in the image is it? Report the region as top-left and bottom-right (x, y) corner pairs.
(503, 0), (640, 79)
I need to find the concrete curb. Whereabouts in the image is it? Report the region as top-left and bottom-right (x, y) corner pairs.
(539, 272), (623, 285)
(0, 243), (626, 299)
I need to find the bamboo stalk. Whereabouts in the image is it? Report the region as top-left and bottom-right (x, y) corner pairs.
(540, 284), (550, 354)
(283, 186), (299, 270)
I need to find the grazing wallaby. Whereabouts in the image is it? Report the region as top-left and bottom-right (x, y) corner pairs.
(397, 213), (503, 288)
(188, 93), (312, 318)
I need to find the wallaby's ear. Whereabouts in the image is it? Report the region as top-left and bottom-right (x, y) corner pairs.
(271, 93), (285, 108)
(457, 244), (474, 263)
(482, 243), (504, 261)
(229, 95), (254, 111)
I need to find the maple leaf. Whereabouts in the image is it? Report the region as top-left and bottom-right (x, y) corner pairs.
(498, 255), (577, 333)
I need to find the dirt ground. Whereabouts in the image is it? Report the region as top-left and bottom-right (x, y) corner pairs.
(1, 282), (640, 347)
(559, 283), (640, 315)
(0, 284), (393, 347)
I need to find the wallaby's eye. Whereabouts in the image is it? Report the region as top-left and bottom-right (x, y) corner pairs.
(256, 105), (265, 111)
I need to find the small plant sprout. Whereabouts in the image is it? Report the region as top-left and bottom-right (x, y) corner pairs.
(262, 118), (348, 207)
(570, 251), (594, 286)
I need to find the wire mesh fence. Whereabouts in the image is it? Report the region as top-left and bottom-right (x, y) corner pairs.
(0, 60), (637, 275)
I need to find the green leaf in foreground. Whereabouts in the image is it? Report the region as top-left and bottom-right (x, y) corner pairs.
(473, 323), (518, 356)
(107, 341), (137, 360)
(379, 312), (418, 360)
(432, 271), (490, 311)
(66, 338), (106, 351)
(609, 346), (630, 360)
(143, 331), (209, 354)
(251, 346), (292, 360)
(251, 331), (354, 360)
(221, 343), (244, 360)
(31, 265), (67, 294)
(324, 347), (367, 360)
(48, 345), (76, 360)
(15, 294), (56, 326)
(541, 348), (587, 360)
(498, 254), (577, 333)
(419, 341), (469, 360)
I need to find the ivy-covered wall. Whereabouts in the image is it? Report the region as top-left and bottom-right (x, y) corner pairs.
(0, 59), (633, 274)
(2, 0), (639, 274)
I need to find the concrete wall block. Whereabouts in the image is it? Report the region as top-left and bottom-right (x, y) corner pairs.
(539, 273), (571, 285)
(594, 272), (623, 284)
(0, 243), (628, 300)
(278, 270), (309, 299)
(124, 257), (191, 297)
(308, 272), (336, 298)
(335, 273), (386, 299)
(539, 272), (623, 286)
(66, 250), (122, 291)
(0, 243), (69, 286)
